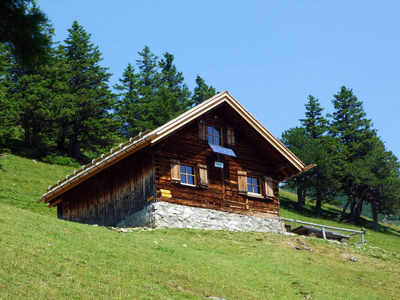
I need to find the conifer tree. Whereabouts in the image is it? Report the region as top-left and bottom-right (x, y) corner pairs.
(192, 75), (216, 106)
(152, 52), (191, 127)
(329, 86), (377, 223)
(281, 127), (314, 212)
(9, 61), (55, 153)
(0, 44), (17, 148)
(358, 138), (400, 230)
(114, 63), (141, 137)
(115, 47), (196, 137)
(0, 1), (51, 67)
(300, 95), (328, 139)
(134, 46), (160, 132)
(5, 19), (58, 156)
(62, 21), (118, 161)
(299, 95), (338, 216)
(282, 95), (337, 216)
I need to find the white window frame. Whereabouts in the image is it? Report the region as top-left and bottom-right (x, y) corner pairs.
(208, 125), (222, 146)
(180, 164), (196, 186)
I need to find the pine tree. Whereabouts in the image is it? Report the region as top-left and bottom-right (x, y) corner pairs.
(115, 47), (195, 137)
(136, 46), (158, 97)
(300, 95), (328, 139)
(282, 96), (338, 216)
(281, 127), (314, 212)
(9, 62), (54, 153)
(329, 86), (377, 223)
(0, 1), (51, 67)
(192, 75), (216, 106)
(5, 18), (59, 156)
(361, 139), (400, 230)
(0, 44), (17, 148)
(299, 95), (337, 217)
(114, 63), (141, 137)
(62, 21), (118, 161)
(152, 52), (191, 127)
(114, 46), (159, 137)
(134, 46), (160, 131)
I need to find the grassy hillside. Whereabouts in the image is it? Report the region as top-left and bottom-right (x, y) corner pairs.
(0, 154), (75, 216)
(1, 154), (399, 299)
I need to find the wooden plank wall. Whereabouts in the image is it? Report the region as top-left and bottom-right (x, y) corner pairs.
(57, 150), (155, 226)
(154, 108), (280, 217)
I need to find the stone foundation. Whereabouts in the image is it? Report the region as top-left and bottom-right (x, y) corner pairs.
(117, 201), (285, 233)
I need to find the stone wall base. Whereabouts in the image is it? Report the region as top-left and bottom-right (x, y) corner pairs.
(117, 201), (286, 233)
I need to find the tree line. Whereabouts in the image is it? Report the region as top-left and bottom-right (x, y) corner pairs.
(0, 19), (215, 163)
(281, 88), (400, 230)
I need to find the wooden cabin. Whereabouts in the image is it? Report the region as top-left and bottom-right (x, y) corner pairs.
(39, 91), (312, 228)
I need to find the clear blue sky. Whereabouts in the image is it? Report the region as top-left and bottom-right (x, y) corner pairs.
(38, 0), (400, 159)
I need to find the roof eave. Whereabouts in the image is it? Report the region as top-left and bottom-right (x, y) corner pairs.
(38, 130), (154, 204)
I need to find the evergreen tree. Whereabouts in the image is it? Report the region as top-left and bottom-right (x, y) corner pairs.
(151, 52), (191, 127)
(62, 21), (118, 161)
(362, 140), (400, 231)
(300, 95), (328, 139)
(282, 96), (338, 216)
(114, 63), (141, 137)
(5, 18), (58, 156)
(115, 47), (198, 137)
(191, 75), (216, 106)
(281, 127), (314, 212)
(8, 61), (54, 153)
(329, 86), (377, 223)
(299, 95), (338, 217)
(0, 44), (17, 148)
(134, 46), (160, 132)
(0, 1), (51, 67)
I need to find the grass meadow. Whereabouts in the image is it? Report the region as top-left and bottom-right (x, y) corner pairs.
(1, 154), (399, 299)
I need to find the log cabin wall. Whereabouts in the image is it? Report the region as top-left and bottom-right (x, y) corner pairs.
(57, 150), (155, 226)
(154, 106), (280, 218)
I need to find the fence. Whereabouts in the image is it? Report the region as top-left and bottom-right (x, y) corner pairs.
(281, 217), (366, 244)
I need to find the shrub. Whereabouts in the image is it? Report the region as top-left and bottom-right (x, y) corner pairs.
(41, 155), (80, 167)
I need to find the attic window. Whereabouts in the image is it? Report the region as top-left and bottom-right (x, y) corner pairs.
(208, 126), (222, 146)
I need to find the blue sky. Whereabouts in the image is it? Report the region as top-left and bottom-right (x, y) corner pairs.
(38, 0), (400, 159)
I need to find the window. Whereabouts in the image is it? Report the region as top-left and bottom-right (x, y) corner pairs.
(170, 159), (208, 188)
(180, 164), (195, 186)
(199, 122), (234, 147)
(237, 170), (274, 199)
(208, 126), (222, 146)
(247, 176), (261, 195)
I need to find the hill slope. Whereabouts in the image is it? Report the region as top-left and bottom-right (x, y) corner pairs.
(1, 154), (399, 299)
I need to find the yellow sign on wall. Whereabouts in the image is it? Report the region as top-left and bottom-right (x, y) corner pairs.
(160, 189), (172, 198)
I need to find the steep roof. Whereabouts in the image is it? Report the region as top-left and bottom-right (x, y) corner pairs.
(39, 91), (312, 206)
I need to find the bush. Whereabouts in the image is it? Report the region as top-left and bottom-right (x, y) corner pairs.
(41, 155), (80, 167)
(0, 148), (12, 154)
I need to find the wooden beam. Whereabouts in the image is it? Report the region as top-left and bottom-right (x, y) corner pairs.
(48, 198), (62, 208)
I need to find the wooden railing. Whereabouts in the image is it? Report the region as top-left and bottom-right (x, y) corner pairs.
(281, 217), (366, 244)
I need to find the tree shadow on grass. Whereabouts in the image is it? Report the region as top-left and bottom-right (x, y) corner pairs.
(279, 194), (339, 221)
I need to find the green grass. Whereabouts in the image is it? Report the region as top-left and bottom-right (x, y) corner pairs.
(1, 154), (400, 299)
(0, 154), (75, 216)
